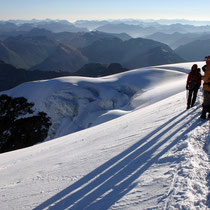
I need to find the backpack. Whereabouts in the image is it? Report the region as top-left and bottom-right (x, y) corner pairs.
(189, 80), (197, 90)
(188, 72), (198, 90)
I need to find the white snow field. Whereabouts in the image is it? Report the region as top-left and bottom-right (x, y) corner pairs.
(0, 62), (209, 210)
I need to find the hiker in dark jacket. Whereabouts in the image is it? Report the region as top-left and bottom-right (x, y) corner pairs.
(186, 64), (201, 109)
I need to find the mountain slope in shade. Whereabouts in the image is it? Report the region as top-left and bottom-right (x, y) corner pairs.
(0, 41), (23, 67)
(175, 38), (210, 61)
(81, 37), (184, 69)
(1, 34), (89, 72)
(0, 62), (209, 209)
(31, 44), (88, 72)
(3, 35), (58, 69)
(146, 32), (206, 49)
(50, 30), (131, 49)
(0, 60), (72, 91)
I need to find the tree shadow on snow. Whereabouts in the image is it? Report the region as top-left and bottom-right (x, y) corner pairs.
(35, 108), (204, 210)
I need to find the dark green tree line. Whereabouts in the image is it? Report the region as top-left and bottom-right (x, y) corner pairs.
(0, 94), (51, 153)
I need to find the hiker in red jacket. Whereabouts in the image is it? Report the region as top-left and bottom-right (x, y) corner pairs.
(186, 64), (201, 109)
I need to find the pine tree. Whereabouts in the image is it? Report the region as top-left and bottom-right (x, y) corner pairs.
(0, 95), (51, 153)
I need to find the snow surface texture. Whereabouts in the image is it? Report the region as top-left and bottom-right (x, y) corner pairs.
(0, 62), (209, 209)
(3, 65), (187, 139)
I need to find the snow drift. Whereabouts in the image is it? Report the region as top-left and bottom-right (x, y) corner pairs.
(3, 65), (187, 139)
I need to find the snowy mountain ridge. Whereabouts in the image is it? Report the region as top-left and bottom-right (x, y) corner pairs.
(3, 63), (189, 139)
(0, 61), (209, 209)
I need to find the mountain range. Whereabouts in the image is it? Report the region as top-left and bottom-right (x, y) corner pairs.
(146, 32), (210, 49)
(1, 19), (210, 67)
(175, 38), (210, 61)
(95, 22), (210, 38)
(0, 28), (184, 72)
(74, 19), (210, 29)
(0, 20), (87, 35)
(80, 37), (183, 69)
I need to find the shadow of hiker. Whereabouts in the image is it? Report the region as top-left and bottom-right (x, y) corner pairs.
(34, 108), (202, 210)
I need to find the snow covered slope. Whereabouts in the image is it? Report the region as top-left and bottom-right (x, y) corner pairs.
(0, 62), (209, 209)
(3, 64), (187, 139)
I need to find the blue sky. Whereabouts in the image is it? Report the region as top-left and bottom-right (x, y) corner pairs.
(0, 0), (210, 22)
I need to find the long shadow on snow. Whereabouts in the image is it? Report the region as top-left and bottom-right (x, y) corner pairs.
(35, 108), (202, 210)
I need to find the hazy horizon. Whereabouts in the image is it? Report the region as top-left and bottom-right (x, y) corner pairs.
(1, 0), (210, 23)
(1, 18), (210, 27)
(1, 17), (210, 22)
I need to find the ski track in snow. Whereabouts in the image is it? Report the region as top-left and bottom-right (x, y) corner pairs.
(0, 62), (209, 210)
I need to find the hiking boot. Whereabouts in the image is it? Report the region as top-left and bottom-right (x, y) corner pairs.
(200, 108), (207, 119)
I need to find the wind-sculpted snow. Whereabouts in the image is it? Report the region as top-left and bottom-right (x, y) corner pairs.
(0, 62), (209, 209)
(3, 67), (186, 139)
